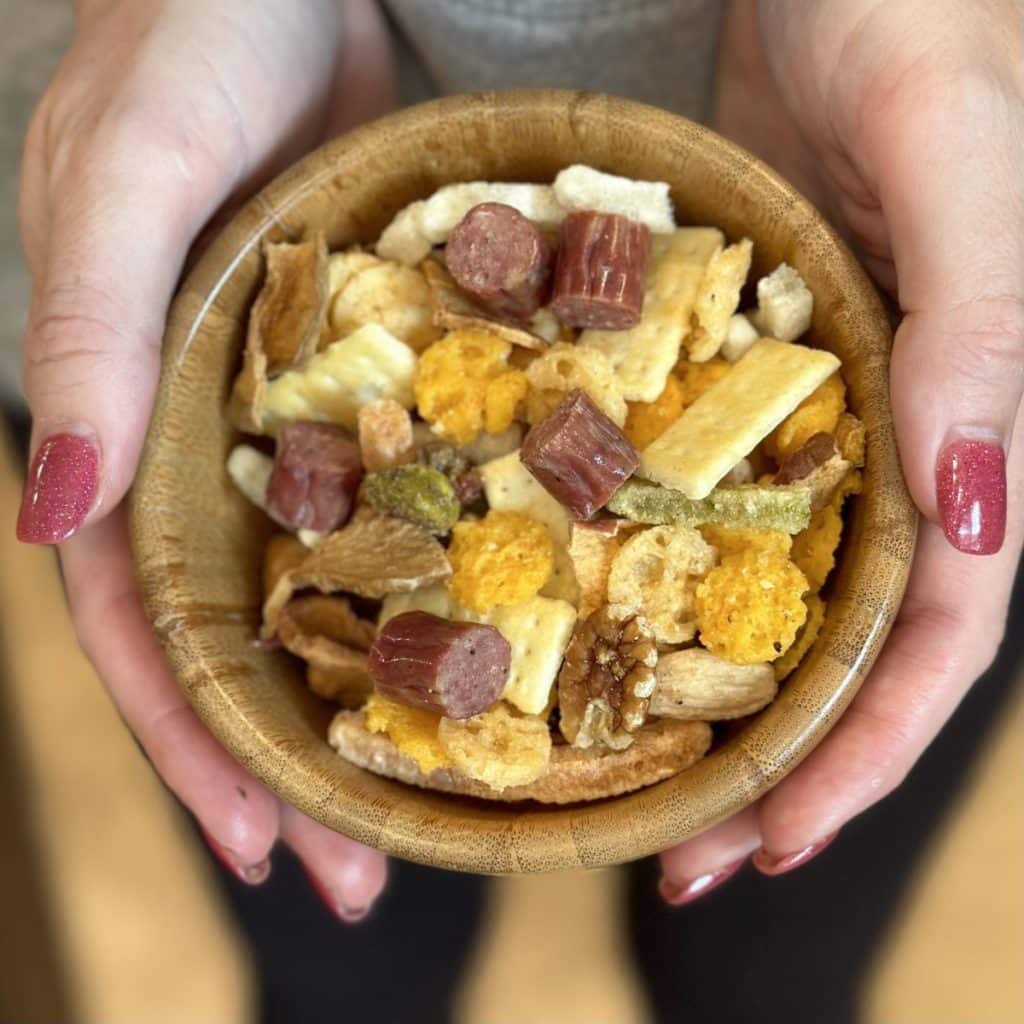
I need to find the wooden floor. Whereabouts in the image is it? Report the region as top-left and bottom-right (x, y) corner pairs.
(1, 421), (1021, 1023)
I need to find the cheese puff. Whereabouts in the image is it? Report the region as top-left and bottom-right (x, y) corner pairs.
(767, 372), (846, 460)
(774, 593), (827, 681)
(695, 549), (809, 664)
(674, 357), (731, 407)
(624, 374), (685, 450)
(414, 329), (513, 444)
(484, 370), (529, 434)
(447, 510), (554, 613)
(791, 470), (862, 592)
(699, 523), (793, 559)
(364, 693), (451, 773)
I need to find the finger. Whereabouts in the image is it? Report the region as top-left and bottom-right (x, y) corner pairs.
(872, 65), (1023, 554)
(657, 805), (762, 906)
(754, 487), (1023, 871)
(61, 507), (281, 880)
(279, 802), (388, 923)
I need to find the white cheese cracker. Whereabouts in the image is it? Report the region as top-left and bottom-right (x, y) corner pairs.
(553, 164), (675, 233)
(638, 339), (840, 499)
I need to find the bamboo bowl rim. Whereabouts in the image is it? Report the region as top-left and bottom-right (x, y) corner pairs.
(131, 90), (917, 874)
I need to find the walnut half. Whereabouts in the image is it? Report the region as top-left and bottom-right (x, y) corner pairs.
(557, 607), (657, 750)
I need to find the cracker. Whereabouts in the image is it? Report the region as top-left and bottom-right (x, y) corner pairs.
(262, 323), (418, 434)
(553, 164), (675, 233)
(328, 711), (712, 803)
(580, 228), (723, 402)
(479, 450), (579, 603)
(687, 238), (753, 362)
(639, 339), (840, 499)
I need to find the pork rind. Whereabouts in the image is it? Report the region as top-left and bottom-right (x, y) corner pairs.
(640, 339), (840, 499)
(226, 444), (273, 511)
(277, 594), (375, 706)
(606, 480), (812, 534)
(767, 372), (846, 459)
(325, 251), (440, 352)
(523, 342), (628, 426)
(568, 520), (633, 620)
(580, 228), (723, 402)
(421, 258), (551, 351)
(651, 648), (777, 720)
(773, 593), (826, 681)
(624, 374), (684, 451)
(364, 693), (451, 773)
(447, 510), (554, 613)
(553, 164), (675, 234)
(437, 702), (552, 790)
(414, 329), (526, 444)
(686, 238), (754, 362)
(695, 550), (809, 664)
(791, 470), (862, 592)
(229, 234), (330, 432)
(751, 262), (813, 343)
(376, 183), (564, 266)
(607, 525), (717, 644)
(478, 450), (578, 603)
(357, 399), (415, 471)
(261, 512), (451, 638)
(261, 323), (417, 434)
(379, 586), (577, 717)
(720, 312), (760, 363)
(262, 534), (309, 596)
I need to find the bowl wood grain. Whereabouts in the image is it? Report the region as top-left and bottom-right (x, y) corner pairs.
(131, 90), (917, 873)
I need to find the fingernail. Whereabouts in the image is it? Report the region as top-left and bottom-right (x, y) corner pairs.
(301, 865), (371, 924)
(659, 857), (746, 906)
(936, 438), (1006, 555)
(17, 432), (99, 544)
(752, 831), (838, 876)
(199, 828), (271, 886)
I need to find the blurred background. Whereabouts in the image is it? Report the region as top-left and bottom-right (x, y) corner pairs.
(1, 3), (1022, 1023)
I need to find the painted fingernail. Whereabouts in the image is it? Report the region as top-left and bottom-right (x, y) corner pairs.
(301, 866), (371, 924)
(752, 831), (838, 876)
(199, 828), (271, 886)
(659, 857), (746, 906)
(936, 438), (1006, 555)
(17, 432), (99, 544)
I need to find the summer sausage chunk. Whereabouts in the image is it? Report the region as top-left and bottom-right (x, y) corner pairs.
(550, 211), (651, 330)
(521, 389), (639, 519)
(369, 611), (511, 719)
(266, 421), (363, 533)
(444, 202), (554, 321)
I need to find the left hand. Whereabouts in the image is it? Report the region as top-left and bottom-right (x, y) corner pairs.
(660, 0), (1023, 903)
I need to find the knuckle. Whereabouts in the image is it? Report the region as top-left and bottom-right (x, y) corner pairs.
(945, 294), (1024, 386)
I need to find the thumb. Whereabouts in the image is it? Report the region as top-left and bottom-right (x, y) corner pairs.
(881, 74), (1023, 555)
(17, 138), (226, 544)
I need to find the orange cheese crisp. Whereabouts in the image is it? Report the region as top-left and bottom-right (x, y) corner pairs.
(624, 374), (685, 450)
(774, 593), (827, 681)
(364, 693), (451, 772)
(791, 470), (862, 592)
(674, 356), (731, 407)
(484, 370), (529, 434)
(768, 372), (846, 459)
(695, 550), (809, 664)
(699, 524), (793, 559)
(414, 329), (516, 443)
(447, 510), (554, 613)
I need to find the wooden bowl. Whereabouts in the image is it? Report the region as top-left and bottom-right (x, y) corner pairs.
(131, 90), (917, 873)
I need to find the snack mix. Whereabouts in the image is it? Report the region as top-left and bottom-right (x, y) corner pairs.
(225, 164), (864, 803)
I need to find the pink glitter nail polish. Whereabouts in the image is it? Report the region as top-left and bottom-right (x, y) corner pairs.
(17, 433), (99, 544)
(935, 439), (1006, 556)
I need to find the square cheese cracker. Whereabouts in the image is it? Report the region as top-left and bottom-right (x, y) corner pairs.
(580, 228), (723, 402)
(479, 450), (579, 604)
(380, 586), (576, 716)
(639, 339), (841, 499)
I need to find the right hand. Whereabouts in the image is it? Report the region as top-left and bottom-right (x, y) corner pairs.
(17, 0), (398, 920)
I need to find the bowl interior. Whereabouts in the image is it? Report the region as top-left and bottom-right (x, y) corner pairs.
(131, 90), (917, 873)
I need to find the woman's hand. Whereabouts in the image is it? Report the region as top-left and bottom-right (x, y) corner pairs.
(660, 0), (1023, 903)
(17, 0), (398, 919)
